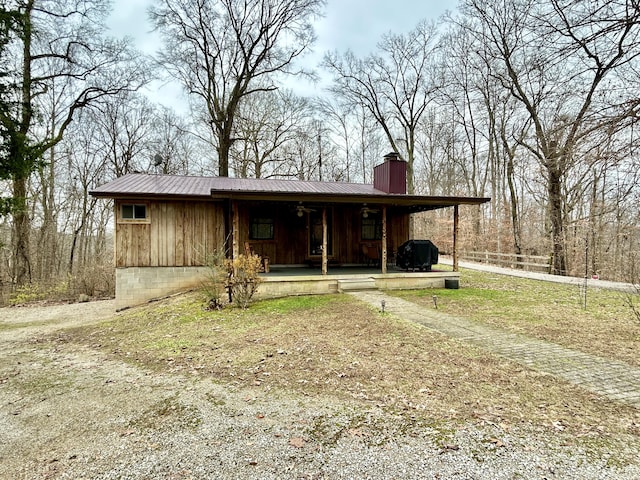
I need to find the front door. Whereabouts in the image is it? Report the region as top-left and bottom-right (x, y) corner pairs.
(308, 208), (333, 256)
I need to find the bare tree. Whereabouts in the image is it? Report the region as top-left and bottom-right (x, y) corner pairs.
(91, 93), (156, 177)
(324, 20), (440, 194)
(231, 88), (311, 178)
(150, 0), (325, 177)
(457, 0), (640, 274)
(149, 106), (202, 175)
(1, 0), (146, 285)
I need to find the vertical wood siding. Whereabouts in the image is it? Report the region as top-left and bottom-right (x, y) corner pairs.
(116, 200), (410, 268)
(116, 200), (225, 267)
(241, 204), (410, 265)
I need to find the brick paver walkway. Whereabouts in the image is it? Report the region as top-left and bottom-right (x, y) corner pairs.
(351, 290), (640, 409)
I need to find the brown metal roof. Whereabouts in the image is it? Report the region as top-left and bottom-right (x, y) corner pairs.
(90, 174), (379, 197)
(90, 173), (490, 211)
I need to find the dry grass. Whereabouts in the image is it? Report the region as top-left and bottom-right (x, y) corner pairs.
(59, 290), (640, 454)
(393, 269), (640, 367)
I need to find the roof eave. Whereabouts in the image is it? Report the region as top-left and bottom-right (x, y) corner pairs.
(210, 189), (490, 210)
(89, 189), (212, 199)
(89, 186), (490, 211)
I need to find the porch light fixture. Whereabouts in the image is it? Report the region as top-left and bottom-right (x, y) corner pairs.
(362, 210), (368, 218)
(297, 209), (304, 217)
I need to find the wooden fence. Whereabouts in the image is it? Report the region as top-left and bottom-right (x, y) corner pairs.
(462, 251), (552, 273)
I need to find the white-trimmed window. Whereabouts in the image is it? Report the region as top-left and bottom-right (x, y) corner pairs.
(119, 203), (149, 222)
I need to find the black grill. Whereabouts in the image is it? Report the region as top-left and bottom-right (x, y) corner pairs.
(396, 240), (439, 271)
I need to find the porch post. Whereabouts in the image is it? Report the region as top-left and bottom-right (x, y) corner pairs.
(453, 204), (459, 272)
(232, 200), (240, 260)
(381, 206), (387, 274)
(322, 207), (328, 275)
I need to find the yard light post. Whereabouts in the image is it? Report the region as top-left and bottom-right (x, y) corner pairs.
(381, 299), (385, 313)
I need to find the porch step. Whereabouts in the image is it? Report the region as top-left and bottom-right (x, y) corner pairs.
(337, 278), (378, 292)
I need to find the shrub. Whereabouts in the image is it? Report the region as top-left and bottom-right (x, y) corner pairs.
(8, 283), (47, 305)
(201, 249), (229, 310)
(225, 253), (263, 309)
(69, 263), (115, 298)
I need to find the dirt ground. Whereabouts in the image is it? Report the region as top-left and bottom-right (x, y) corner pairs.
(0, 300), (117, 340)
(0, 300), (366, 479)
(2, 299), (639, 479)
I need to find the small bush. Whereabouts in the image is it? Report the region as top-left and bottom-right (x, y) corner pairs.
(69, 263), (115, 298)
(8, 283), (47, 305)
(8, 280), (70, 305)
(201, 249), (229, 310)
(225, 254), (263, 309)
(624, 285), (640, 324)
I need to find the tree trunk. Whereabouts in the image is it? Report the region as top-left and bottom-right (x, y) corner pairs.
(547, 162), (566, 275)
(12, 1), (34, 286)
(36, 145), (58, 282)
(12, 177), (31, 284)
(217, 142), (230, 177)
(506, 154), (522, 256)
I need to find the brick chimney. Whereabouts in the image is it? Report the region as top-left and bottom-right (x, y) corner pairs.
(373, 152), (407, 194)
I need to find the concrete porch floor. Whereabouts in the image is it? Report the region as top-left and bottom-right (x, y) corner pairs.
(256, 264), (460, 299)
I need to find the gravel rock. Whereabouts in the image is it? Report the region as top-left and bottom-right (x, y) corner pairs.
(1, 301), (639, 479)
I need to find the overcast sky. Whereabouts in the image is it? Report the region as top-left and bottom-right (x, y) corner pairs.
(106, 0), (459, 111)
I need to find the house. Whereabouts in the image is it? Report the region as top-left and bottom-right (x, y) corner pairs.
(90, 153), (490, 309)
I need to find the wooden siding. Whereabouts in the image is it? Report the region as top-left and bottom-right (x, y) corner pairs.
(115, 199), (410, 268)
(116, 200), (225, 268)
(241, 204), (410, 265)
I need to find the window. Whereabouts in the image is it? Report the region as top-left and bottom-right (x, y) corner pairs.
(362, 215), (382, 240)
(249, 215), (274, 240)
(120, 203), (148, 221)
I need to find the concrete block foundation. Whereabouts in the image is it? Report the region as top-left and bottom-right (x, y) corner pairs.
(115, 266), (461, 310)
(116, 266), (210, 310)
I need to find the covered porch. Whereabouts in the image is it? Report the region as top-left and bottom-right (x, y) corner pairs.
(226, 199), (470, 275)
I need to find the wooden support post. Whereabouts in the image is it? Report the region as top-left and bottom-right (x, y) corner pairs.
(381, 206), (387, 274)
(453, 205), (459, 272)
(113, 201), (118, 267)
(232, 200), (239, 260)
(322, 207), (328, 275)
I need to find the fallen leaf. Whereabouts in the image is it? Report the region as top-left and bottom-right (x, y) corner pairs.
(440, 444), (459, 453)
(289, 437), (305, 448)
(498, 422), (510, 432)
(487, 438), (506, 448)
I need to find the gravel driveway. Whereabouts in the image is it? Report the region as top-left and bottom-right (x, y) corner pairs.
(1, 300), (639, 479)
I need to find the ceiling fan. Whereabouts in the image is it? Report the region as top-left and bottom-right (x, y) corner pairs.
(361, 204), (379, 218)
(296, 203), (316, 217)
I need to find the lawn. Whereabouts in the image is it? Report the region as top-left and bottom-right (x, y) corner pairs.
(59, 282), (640, 459)
(392, 268), (640, 368)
